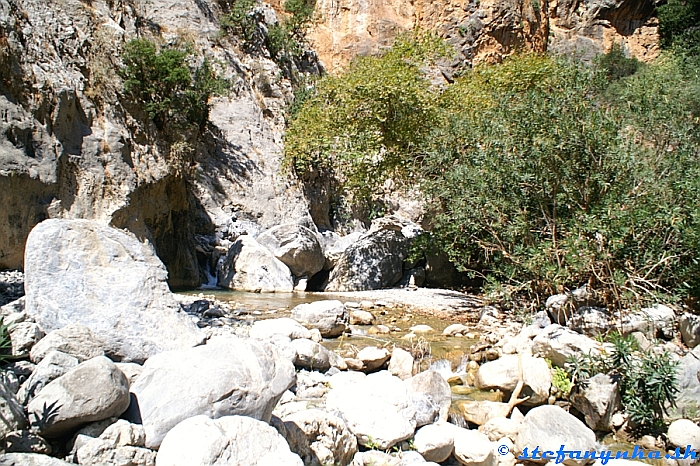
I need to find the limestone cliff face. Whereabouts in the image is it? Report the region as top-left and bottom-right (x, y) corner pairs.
(0, 0), (314, 286)
(280, 0), (658, 73)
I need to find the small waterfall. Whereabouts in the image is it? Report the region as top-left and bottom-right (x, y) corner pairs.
(429, 359), (459, 380)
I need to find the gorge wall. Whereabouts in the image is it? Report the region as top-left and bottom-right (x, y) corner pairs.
(269, 0), (659, 73)
(0, 0), (314, 286)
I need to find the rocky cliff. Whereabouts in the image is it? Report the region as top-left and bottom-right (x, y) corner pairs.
(0, 0), (315, 286)
(270, 0), (658, 73)
(0, 0), (661, 288)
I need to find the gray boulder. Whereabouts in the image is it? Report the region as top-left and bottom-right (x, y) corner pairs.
(0, 379), (29, 440)
(0, 454), (73, 465)
(389, 347), (415, 380)
(130, 336), (295, 449)
(75, 419), (155, 466)
(445, 423), (496, 466)
(669, 345), (700, 419)
(279, 409), (358, 466)
(356, 346), (391, 372)
(27, 356), (130, 438)
(567, 307), (611, 338)
(413, 422), (454, 463)
(217, 235), (294, 292)
(291, 300), (348, 338)
(532, 324), (601, 367)
(680, 313), (700, 348)
(475, 355), (551, 406)
(249, 317), (312, 340)
(318, 231), (363, 270)
(156, 415), (303, 466)
(621, 304), (676, 339)
(7, 322), (44, 357)
(291, 338), (332, 372)
(514, 405), (596, 466)
(29, 324), (105, 364)
(325, 217), (422, 291)
(256, 224), (325, 278)
(18, 351), (80, 405)
(570, 373), (620, 431)
(405, 370), (452, 421)
(667, 419), (700, 450)
(24, 219), (203, 363)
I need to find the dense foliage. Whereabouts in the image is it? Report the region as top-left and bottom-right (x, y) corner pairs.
(121, 39), (228, 131)
(285, 35), (700, 307)
(658, 0), (700, 53)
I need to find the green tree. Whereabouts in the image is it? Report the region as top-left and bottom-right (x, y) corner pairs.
(285, 32), (450, 207)
(121, 39), (228, 131)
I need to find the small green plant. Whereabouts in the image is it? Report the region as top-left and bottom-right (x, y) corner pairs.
(552, 367), (572, 396)
(565, 338), (679, 433)
(0, 317), (12, 364)
(364, 436), (382, 450)
(220, 0), (258, 42)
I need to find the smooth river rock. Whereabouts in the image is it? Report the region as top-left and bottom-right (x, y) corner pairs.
(130, 336), (295, 449)
(156, 415), (303, 466)
(27, 356), (130, 438)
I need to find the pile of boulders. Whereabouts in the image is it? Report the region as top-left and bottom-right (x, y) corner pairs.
(216, 215), (423, 292)
(2, 219), (700, 466)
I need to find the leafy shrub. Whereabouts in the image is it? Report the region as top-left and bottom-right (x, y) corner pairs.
(220, 0), (315, 63)
(120, 39), (228, 131)
(597, 42), (639, 81)
(552, 367), (572, 396)
(565, 332), (679, 433)
(420, 54), (700, 306)
(287, 34), (700, 307)
(220, 0), (258, 42)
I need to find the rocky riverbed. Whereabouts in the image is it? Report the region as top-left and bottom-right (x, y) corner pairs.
(1, 219), (700, 466)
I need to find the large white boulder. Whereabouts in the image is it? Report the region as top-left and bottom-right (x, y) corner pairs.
(156, 415), (303, 466)
(130, 337), (295, 449)
(24, 219), (203, 363)
(667, 419), (700, 450)
(217, 235), (294, 292)
(256, 224), (325, 278)
(532, 324), (601, 367)
(326, 371), (417, 449)
(291, 300), (348, 338)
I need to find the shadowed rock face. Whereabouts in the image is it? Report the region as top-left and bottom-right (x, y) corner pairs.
(0, 0), (314, 286)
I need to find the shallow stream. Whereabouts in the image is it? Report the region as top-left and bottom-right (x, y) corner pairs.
(179, 290), (505, 413)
